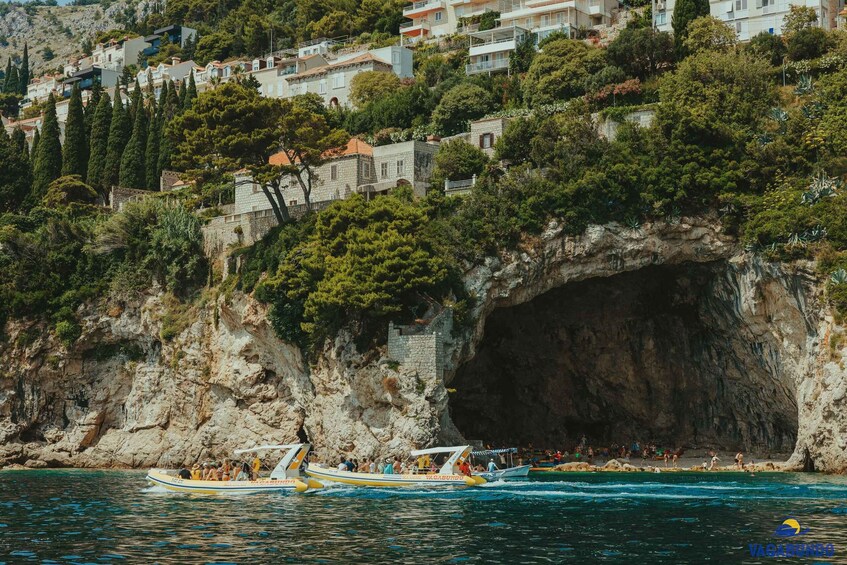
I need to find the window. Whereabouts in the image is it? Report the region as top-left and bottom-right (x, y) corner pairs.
(736, 21), (742, 32)
(319, 79), (327, 94)
(381, 162), (389, 179)
(396, 160), (405, 176)
(331, 164), (338, 180)
(542, 14), (551, 26)
(655, 11), (667, 25)
(392, 52), (400, 65)
(479, 133), (494, 149)
(333, 73), (345, 89)
(363, 162), (371, 178)
(735, 0), (747, 9)
(435, 10), (442, 21)
(289, 200), (298, 206)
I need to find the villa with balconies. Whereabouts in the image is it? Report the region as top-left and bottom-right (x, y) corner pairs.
(466, 24), (528, 74)
(498, 0), (615, 42)
(654, 0), (835, 39)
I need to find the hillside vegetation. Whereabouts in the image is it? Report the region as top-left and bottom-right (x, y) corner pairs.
(3, 6), (847, 354)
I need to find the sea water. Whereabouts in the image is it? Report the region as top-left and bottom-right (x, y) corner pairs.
(0, 470), (846, 563)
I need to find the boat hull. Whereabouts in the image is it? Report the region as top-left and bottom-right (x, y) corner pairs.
(146, 469), (317, 494)
(474, 464), (531, 482)
(305, 465), (485, 487)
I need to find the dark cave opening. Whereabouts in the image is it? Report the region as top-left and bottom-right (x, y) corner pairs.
(449, 262), (798, 454)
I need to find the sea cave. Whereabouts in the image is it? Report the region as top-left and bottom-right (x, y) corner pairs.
(448, 261), (801, 455)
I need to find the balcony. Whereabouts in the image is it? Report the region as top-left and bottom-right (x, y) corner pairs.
(400, 20), (432, 35)
(403, 0), (445, 16)
(500, 0), (576, 20)
(466, 58), (510, 74)
(468, 24), (527, 56)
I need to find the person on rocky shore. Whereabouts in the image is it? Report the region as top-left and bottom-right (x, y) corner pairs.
(709, 454), (720, 471)
(735, 452), (744, 470)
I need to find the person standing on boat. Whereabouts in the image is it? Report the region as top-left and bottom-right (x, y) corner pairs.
(384, 458), (395, 475)
(487, 460), (498, 473)
(252, 455), (262, 479)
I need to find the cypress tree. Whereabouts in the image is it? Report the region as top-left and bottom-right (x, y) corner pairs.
(128, 79), (142, 125)
(164, 80), (180, 122)
(145, 110), (161, 190)
(158, 112), (172, 175)
(11, 127), (28, 158)
(30, 128), (40, 160)
(119, 105), (147, 189)
(4, 65), (19, 95)
(32, 93), (62, 201)
(672, 0), (710, 54)
(0, 128), (31, 212)
(2, 58), (11, 93)
(62, 84), (87, 177)
(184, 71), (197, 110)
(104, 86), (130, 188)
(86, 92), (112, 191)
(19, 43), (29, 96)
(178, 79), (187, 110)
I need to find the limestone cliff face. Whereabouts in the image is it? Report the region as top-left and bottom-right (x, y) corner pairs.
(2, 217), (847, 472)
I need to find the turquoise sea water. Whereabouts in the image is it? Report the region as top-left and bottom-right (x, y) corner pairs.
(0, 470), (846, 563)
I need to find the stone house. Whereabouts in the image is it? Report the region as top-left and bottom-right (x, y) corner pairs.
(232, 138), (441, 215)
(367, 140), (439, 198)
(442, 116), (511, 158)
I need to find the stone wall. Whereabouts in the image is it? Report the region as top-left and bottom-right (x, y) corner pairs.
(387, 309), (453, 381)
(596, 108), (657, 141)
(109, 186), (156, 211)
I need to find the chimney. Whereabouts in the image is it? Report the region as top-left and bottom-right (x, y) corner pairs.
(172, 57), (181, 66)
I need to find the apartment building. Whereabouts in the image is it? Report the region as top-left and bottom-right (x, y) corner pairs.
(283, 53), (395, 107)
(142, 25), (198, 59)
(467, 24), (529, 74)
(136, 58), (199, 98)
(653, 0), (836, 39)
(91, 36), (150, 71)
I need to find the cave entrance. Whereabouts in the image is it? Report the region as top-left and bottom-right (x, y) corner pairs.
(449, 262), (798, 455)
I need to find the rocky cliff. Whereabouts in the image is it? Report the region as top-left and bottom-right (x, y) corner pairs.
(2, 217), (847, 472)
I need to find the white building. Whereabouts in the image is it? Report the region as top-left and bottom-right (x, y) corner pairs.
(26, 74), (63, 103)
(653, 0), (836, 40)
(247, 43), (414, 106)
(136, 58), (199, 98)
(91, 36), (150, 72)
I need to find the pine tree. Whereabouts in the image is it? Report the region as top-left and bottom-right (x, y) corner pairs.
(32, 93), (63, 201)
(62, 84), (87, 177)
(30, 128), (40, 160)
(119, 105), (147, 189)
(104, 86), (130, 189)
(184, 71), (197, 110)
(673, 0), (710, 54)
(86, 92), (112, 191)
(19, 43), (29, 96)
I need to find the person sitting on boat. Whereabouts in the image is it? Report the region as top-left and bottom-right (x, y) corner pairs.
(190, 464), (201, 480)
(392, 457), (402, 474)
(487, 460), (498, 473)
(458, 460), (472, 476)
(338, 457), (348, 472)
(221, 459), (231, 481)
(236, 463), (250, 481)
(368, 459), (376, 473)
(178, 467), (191, 480)
(384, 458), (395, 475)
(345, 458), (355, 472)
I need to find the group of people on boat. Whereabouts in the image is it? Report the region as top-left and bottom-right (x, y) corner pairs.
(328, 454), (480, 476)
(177, 457), (263, 481)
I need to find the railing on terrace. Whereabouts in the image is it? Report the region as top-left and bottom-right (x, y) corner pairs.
(444, 175), (477, 194)
(465, 58), (510, 74)
(404, 0), (443, 12)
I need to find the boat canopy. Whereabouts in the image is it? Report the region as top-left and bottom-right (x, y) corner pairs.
(471, 448), (518, 456)
(233, 443), (311, 479)
(234, 444), (302, 455)
(410, 446), (471, 457)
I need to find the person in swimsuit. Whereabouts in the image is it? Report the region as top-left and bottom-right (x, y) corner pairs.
(735, 452), (744, 470)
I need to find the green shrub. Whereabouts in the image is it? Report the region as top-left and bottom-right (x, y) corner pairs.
(55, 320), (81, 347)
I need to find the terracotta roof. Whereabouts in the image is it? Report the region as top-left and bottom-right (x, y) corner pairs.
(288, 53), (391, 80)
(269, 137), (371, 166)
